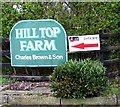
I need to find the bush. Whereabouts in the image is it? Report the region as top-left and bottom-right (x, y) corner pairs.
(50, 58), (108, 98)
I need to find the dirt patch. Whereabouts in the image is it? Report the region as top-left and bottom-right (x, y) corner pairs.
(3, 81), (50, 90)
(1, 81), (52, 96)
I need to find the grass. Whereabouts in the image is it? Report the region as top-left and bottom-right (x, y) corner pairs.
(0, 76), (16, 83)
(102, 76), (120, 95)
(102, 86), (120, 95)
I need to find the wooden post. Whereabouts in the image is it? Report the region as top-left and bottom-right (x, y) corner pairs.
(99, 33), (109, 64)
(31, 67), (37, 76)
(30, 67), (37, 81)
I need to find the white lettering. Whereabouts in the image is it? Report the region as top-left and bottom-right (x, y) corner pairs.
(39, 28), (46, 38)
(20, 40), (57, 51)
(46, 27), (53, 38)
(20, 41), (27, 51)
(53, 27), (60, 37)
(15, 27), (60, 39)
(15, 29), (23, 38)
(44, 40), (57, 50)
(15, 28), (38, 39)
(26, 41), (35, 51)
(15, 55), (32, 60)
(34, 40), (44, 50)
(32, 54), (49, 60)
(39, 27), (60, 38)
(52, 54), (63, 59)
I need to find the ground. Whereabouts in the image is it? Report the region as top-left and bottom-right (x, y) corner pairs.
(0, 80), (120, 106)
(1, 81), (52, 96)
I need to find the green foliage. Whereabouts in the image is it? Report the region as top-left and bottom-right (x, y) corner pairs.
(0, 76), (16, 83)
(65, 2), (120, 35)
(2, 67), (13, 74)
(50, 58), (108, 98)
(1, 2), (45, 38)
(102, 76), (120, 95)
(1, 2), (120, 38)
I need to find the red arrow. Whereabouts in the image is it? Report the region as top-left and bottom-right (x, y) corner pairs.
(72, 43), (98, 49)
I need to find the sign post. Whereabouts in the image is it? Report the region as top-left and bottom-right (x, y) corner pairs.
(10, 19), (68, 67)
(68, 34), (100, 52)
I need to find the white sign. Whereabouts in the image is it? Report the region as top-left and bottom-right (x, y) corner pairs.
(68, 34), (100, 52)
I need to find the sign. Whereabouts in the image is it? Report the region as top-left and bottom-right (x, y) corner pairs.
(68, 34), (100, 52)
(10, 19), (67, 67)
